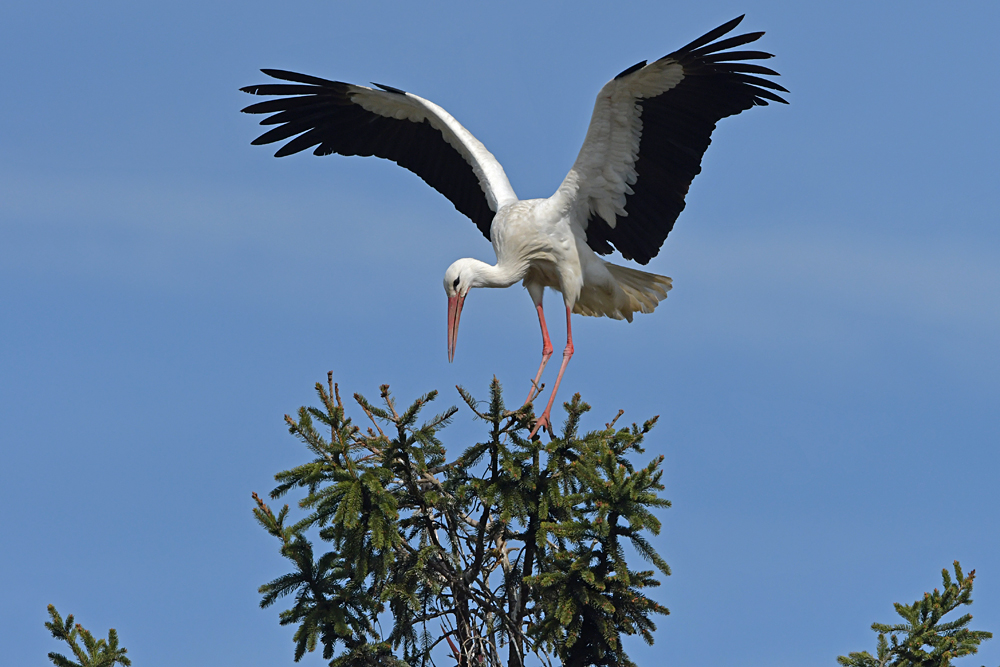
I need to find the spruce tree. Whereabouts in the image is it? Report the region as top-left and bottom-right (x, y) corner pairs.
(252, 374), (671, 667)
(838, 562), (993, 667)
(44, 604), (131, 667)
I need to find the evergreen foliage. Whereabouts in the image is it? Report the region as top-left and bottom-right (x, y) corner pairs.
(44, 604), (131, 667)
(838, 562), (993, 667)
(253, 374), (671, 667)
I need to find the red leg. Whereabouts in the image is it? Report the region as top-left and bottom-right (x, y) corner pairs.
(529, 306), (574, 438)
(524, 302), (554, 405)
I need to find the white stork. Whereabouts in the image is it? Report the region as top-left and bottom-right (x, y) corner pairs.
(241, 15), (787, 437)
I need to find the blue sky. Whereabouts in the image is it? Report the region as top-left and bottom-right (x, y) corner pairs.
(2, 1), (998, 666)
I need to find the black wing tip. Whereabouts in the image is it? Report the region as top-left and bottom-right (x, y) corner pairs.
(699, 15), (747, 41)
(735, 73), (789, 94)
(240, 70), (301, 97)
(260, 68), (322, 82)
(703, 49), (776, 62)
(735, 30), (765, 44)
(673, 18), (789, 100)
(670, 15), (746, 55)
(242, 69), (343, 94)
(721, 14), (746, 32)
(273, 145), (300, 158)
(615, 60), (648, 80)
(755, 88), (789, 104)
(373, 82), (407, 95)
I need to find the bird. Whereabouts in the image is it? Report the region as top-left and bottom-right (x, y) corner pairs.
(240, 15), (787, 437)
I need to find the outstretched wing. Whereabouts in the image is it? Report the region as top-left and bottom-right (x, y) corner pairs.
(552, 15), (788, 264)
(240, 71), (518, 240)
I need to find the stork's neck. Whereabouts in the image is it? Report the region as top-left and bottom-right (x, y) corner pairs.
(465, 257), (526, 289)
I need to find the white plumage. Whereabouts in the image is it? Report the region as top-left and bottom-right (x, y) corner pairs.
(241, 15), (787, 436)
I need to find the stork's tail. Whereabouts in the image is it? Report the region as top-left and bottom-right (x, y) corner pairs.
(575, 262), (672, 322)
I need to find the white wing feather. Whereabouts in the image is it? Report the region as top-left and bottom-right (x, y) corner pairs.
(550, 60), (685, 228)
(350, 86), (519, 213)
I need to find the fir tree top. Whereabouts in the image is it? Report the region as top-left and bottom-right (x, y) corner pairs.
(252, 375), (672, 667)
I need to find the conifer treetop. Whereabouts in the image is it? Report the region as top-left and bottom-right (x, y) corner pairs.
(252, 374), (672, 667)
(838, 562), (993, 667)
(45, 604), (131, 667)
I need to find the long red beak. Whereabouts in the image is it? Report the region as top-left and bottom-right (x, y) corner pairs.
(447, 293), (466, 363)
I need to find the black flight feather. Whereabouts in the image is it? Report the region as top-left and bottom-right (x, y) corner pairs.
(241, 74), (495, 239)
(583, 16), (787, 264)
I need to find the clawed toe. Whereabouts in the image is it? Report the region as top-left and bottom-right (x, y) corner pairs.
(528, 411), (551, 439)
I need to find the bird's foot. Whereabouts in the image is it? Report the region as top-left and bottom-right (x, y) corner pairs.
(528, 410), (552, 439)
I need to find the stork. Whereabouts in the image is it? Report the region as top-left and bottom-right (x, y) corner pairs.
(241, 15), (787, 437)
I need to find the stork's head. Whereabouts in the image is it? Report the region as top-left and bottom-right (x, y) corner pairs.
(443, 259), (477, 363)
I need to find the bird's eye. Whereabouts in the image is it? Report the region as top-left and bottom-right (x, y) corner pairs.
(453, 278), (460, 289)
